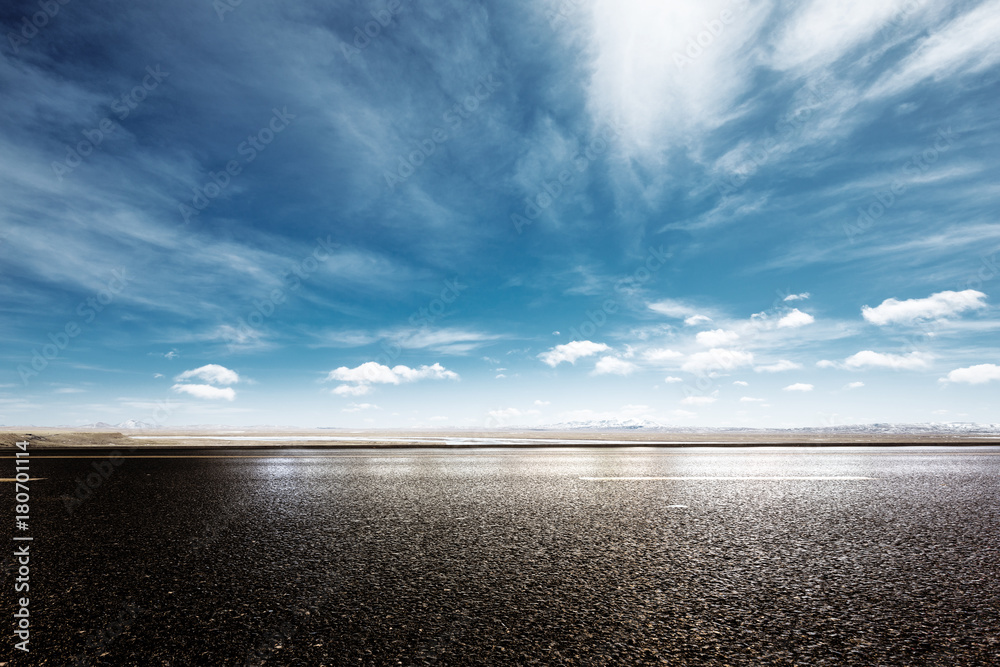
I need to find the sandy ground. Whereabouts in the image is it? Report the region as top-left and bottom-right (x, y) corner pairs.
(2, 428), (999, 448)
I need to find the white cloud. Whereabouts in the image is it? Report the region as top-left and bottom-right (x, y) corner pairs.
(648, 299), (699, 319)
(816, 360), (838, 368)
(386, 327), (502, 354)
(488, 407), (522, 421)
(844, 381), (865, 389)
(684, 314), (712, 326)
(696, 329), (740, 346)
(332, 384), (371, 396)
(342, 402), (379, 413)
(171, 384), (236, 401)
(733, 380), (749, 386)
(754, 360), (803, 373)
(681, 395), (716, 406)
(740, 396), (765, 402)
(783, 383), (814, 392)
(844, 350), (932, 370)
(326, 362), (458, 396)
(783, 292), (810, 302)
(538, 341), (610, 367)
(175, 364), (239, 385)
(940, 364), (1000, 385)
(861, 290), (987, 326)
(592, 356), (638, 376)
(869, 1), (1000, 99)
(326, 362), (458, 384)
(643, 347), (684, 362)
(777, 308), (815, 328)
(533, 399), (551, 406)
(663, 376), (683, 383)
(770, 0), (916, 72)
(682, 348), (754, 373)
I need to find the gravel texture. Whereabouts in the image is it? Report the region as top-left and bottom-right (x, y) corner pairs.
(6, 446), (1000, 665)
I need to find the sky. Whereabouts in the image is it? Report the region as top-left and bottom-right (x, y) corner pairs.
(1, 0), (999, 429)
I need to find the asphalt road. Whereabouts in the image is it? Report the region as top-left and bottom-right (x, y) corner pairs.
(4, 446), (1000, 665)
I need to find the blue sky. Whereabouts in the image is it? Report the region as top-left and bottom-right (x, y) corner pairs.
(1, 0), (999, 428)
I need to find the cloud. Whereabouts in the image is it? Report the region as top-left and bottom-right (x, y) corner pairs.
(783, 383), (814, 392)
(332, 384), (372, 396)
(533, 399), (551, 406)
(488, 407), (523, 422)
(326, 362), (459, 396)
(861, 290), (987, 326)
(175, 364), (240, 385)
(844, 351), (932, 370)
(940, 364), (1000, 385)
(844, 381), (865, 389)
(538, 341), (610, 367)
(754, 360), (803, 373)
(342, 402), (380, 413)
(386, 327), (503, 354)
(54, 387), (85, 394)
(680, 395), (716, 406)
(695, 329), (740, 346)
(663, 376), (683, 383)
(733, 380), (749, 386)
(868, 1), (1000, 99)
(740, 397), (765, 402)
(649, 299), (700, 319)
(592, 356), (637, 376)
(172, 364), (241, 400)
(783, 293), (810, 302)
(682, 348), (754, 373)
(171, 384), (236, 401)
(684, 314), (712, 326)
(777, 309), (815, 328)
(643, 347), (684, 362)
(816, 360), (838, 368)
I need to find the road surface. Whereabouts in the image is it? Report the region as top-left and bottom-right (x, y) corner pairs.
(5, 446), (999, 665)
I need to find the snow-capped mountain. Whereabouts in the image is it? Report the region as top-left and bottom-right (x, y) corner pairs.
(532, 420), (1000, 435)
(76, 420), (161, 430)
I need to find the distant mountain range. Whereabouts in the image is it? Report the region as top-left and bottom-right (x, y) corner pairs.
(60, 418), (1000, 435)
(537, 419), (1000, 435)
